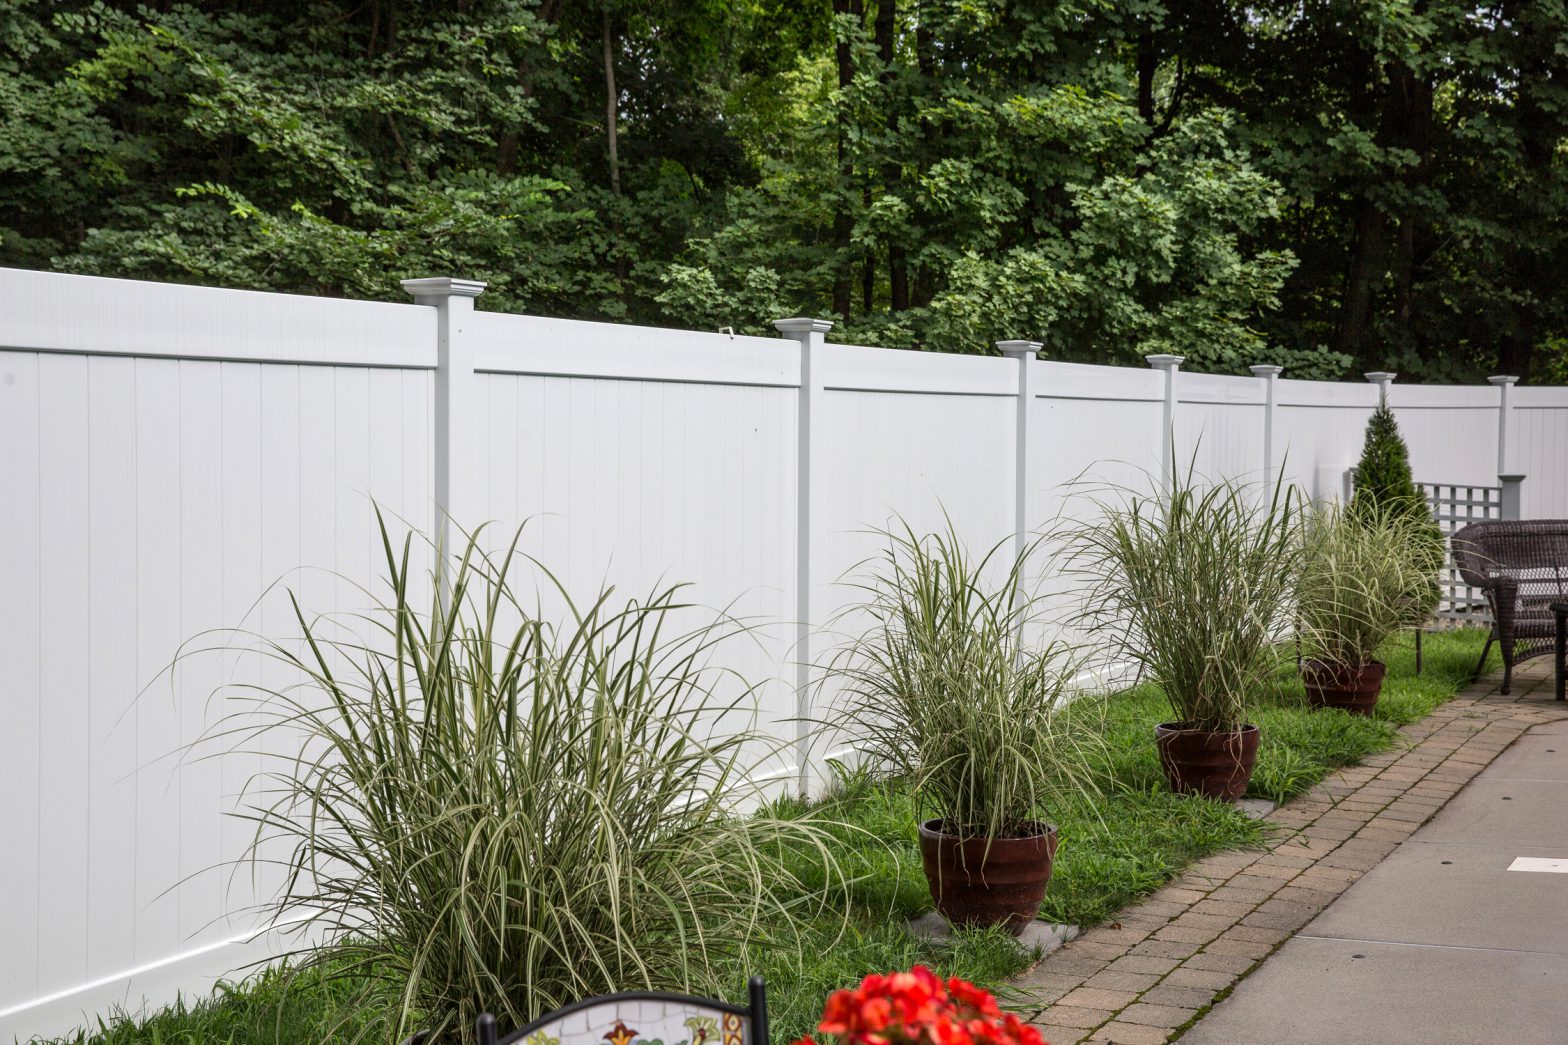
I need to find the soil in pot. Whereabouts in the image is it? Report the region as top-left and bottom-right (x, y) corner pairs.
(916, 819), (1057, 936)
(1154, 722), (1260, 802)
(1302, 659), (1386, 716)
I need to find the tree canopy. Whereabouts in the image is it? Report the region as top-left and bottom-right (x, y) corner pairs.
(2, 1), (1565, 381)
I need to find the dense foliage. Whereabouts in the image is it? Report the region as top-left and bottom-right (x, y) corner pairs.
(2, 1), (1566, 379)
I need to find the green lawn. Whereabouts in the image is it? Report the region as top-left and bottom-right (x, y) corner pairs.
(37, 628), (1488, 1045)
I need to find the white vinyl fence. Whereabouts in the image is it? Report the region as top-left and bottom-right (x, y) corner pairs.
(3, 267), (1567, 1040)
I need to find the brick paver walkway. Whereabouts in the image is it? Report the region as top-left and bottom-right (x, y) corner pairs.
(1016, 660), (1568, 1045)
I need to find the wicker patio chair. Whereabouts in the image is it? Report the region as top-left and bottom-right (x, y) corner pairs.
(1451, 520), (1568, 694)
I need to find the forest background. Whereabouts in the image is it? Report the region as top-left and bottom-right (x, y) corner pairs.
(3, 0), (1565, 381)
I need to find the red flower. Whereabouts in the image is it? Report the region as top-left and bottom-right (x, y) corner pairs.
(801, 968), (1046, 1045)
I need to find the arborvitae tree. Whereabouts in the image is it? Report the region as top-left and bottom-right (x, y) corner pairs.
(1350, 395), (1445, 613)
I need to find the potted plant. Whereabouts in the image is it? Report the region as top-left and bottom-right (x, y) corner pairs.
(1062, 468), (1300, 801)
(789, 966), (1047, 1045)
(1296, 502), (1438, 714)
(828, 522), (1099, 935)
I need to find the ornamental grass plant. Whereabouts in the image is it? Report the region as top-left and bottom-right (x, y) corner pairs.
(1295, 502), (1440, 669)
(1349, 395), (1446, 615)
(825, 521), (1101, 842)
(221, 513), (846, 1043)
(1060, 467), (1301, 732)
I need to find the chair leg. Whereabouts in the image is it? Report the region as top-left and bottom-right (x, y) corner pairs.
(1556, 610), (1566, 702)
(1502, 658), (1513, 696)
(1471, 632), (1495, 684)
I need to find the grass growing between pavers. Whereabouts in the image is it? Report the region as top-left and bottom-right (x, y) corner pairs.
(35, 629), (1487, 1045)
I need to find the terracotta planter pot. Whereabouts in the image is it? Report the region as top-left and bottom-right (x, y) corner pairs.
(916, 819), (1057, 936)
(1154, 723), (1260, 802)
(1302, 659), (1385, 716)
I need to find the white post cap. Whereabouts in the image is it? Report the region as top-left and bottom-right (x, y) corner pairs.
(401, 277), (487, 304)
(996, 340), (1043, 358)
(773, 318), (834, 335)
(1146, 354), (1184, 370)
(1488, 375), (1520, 386)
(1364, 371), (1397, 384)
(1249, 364), (1284, 377)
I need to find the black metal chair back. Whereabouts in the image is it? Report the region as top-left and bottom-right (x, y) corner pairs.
(478, 978), (768, 1045)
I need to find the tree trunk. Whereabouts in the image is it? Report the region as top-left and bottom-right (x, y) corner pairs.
(1334, 197), (1386, 361)
(875, 0), (908, 312)
(911, 0), (935, 310)
(500, 0), (564, 174)
(1388, 68), (1433, 336)
(832, 0), (861, 319)
(602, 8), (621, 199)
(1137, 30), (1157, 126)
(1496, 0), (1559, 381)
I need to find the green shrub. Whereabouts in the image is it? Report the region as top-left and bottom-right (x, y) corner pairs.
(1350, 396), (1444, 612)
(225, 514), (845, 1042)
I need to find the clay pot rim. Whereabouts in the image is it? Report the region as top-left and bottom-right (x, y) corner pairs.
(916, 817), (1058, 844)
(1154, 722), (1260, 737)
(1301, 657), (1386, 672)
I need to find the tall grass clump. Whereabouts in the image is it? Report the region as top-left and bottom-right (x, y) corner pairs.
(825, 521), (1101, 842)
(226, 514), (845, 1043)
(1296, 502), (1439, 668)
(1060, 468), (1301, 732)
(1350, 395), (1445, 615)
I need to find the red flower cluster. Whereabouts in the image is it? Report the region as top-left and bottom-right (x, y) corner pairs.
(792, 967), (1046, 1045)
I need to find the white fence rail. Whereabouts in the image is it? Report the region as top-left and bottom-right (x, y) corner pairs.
(3, 267), (1567, 1039)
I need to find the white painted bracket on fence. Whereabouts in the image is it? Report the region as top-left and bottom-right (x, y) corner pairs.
(775, 316), (833, 797)
(998, 340), (1042, 567)
(1489, 375), (1519, 475)
(1146, 354), (1184, 489)
(1250, 364), (1284, 485)
(1364, 371), (1397, 398)
(402, 276), (487, 602)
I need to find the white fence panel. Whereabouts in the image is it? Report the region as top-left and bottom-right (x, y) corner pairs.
(1387, 385), (1498, 488)
(818, 345), (1015, 592)
(1512, 387), (1568, 518)
(1173, 372), (1266, 484)
(468, 313), (802, 777)
(0, 269), (438, 1039)
(1274, 379), (1378, 500)
(1033, 361), (1165, 507)
(4, 267), (1568, 1041)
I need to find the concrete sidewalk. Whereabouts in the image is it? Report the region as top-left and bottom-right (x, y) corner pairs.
(1182, 700), (1568, 1043)
(1016, 660), (1568, 1045)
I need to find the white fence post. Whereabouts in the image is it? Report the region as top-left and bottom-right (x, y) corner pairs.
(1249, 364), (1283, 485)
(1146, 354), (1184, 489)
(1489, 375), (1519, 475)
(403, 277), (487, 600)
(997, 340), (1042, 568)
(775, 316), (832, 797)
